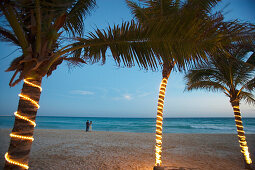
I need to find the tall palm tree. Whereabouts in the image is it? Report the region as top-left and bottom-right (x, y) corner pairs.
(62, 0), (255, 167)
(59, 10), (254, 169)
(185, 49), (255, 169)
(0, 0), (98, 169)
(125, 0), (255, 167)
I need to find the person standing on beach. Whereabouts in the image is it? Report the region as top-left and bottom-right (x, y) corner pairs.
(89, 121), (92, 132)
(86, 120), (90, 132)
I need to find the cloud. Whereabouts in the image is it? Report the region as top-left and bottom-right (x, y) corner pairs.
(111, 92), (151, 101)
(112, 94), (132, 101)
(123, 94), (132, 100)
(70, 90), (94, 95)
(137, 92), (150, 98)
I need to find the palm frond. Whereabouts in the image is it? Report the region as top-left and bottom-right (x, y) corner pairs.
(233, 61), (255, 87)
(64, 0), (96, 36)
(0, 26), (19, 45)
(186, 80), (226, 93)
(185, 0), (219, 15)
(247, 52), (255, 66)
(66, 21), (161, 70)
(185, 43), (255, 106)
(239, 91), (255, 105)
(245, 77), (255, 91)
(0, 3), (29, 52)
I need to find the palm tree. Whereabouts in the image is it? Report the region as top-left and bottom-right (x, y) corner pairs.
(0, 0), (97, 169)
(125, 0), (255, 167)
(54, 8), (254, 169)
(185, 49), (255, 169)
(62, 0), (255, 167)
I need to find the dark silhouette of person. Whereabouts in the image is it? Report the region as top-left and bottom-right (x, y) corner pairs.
(86, 120), (90, 132)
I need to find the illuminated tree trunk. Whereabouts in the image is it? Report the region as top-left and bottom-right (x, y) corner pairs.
(4, 78), (42, 170)
(231, 99), (253, 169)
(155, 63), (173, 167)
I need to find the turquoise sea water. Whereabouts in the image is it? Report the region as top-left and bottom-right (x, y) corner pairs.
(0, 116), (254, 134)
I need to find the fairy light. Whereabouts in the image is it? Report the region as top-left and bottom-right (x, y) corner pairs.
(24, 79), (42, 92)
(155, 77), (168, 166)
(18, 94), (40, 109)
(5, 79), (41, 169)
(233, 105), (252, 165)
(10, 134), (34, 141)
(14, 112), (36, 127)
(5, 153), (29, 169)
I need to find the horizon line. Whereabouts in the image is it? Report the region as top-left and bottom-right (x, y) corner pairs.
(0, 115), (254, 118)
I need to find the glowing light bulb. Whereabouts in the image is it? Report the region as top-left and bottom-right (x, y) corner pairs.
(9, 133), (34, 141)
(233, 105), (252, 165)
(5, 79), (41, 169)
(18, 94), (40, 109)
(155, 77), (168, 166)
(14, 112), (36, 127)
(5, 153), (29, 169)
(24, 79), (42, 92)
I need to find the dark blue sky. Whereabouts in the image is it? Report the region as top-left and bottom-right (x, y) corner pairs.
(0, 0), (254, 117)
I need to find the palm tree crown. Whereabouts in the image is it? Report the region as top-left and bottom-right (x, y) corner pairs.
(0, 0), (96, 86)
(185, 50), (255, 105)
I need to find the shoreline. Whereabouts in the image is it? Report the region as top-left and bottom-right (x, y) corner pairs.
(2, 127), (255, 134)
(1, 129), (255, 169)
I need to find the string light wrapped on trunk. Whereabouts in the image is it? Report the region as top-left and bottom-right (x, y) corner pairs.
(5, 79), (41, 169)
(233, 105), (252, 165)
(155, 77), (168, 167)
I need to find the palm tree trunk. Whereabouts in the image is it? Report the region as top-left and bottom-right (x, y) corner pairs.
(155, 63), (174, 167)
(231, 99), (253, 169)
(4, 78), (42, 170)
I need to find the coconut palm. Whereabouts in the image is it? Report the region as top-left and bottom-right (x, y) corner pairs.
(56, 8), (255, 170)
(125, 0), (255, 167)
(185, 49), (255, 169)
(0, 0), (98, 169)
(65, 0), (255, 167)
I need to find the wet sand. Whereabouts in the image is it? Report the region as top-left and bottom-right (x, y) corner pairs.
(0, 129), (254, 170)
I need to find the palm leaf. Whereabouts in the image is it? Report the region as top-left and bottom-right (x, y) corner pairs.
(185, 45), (255, 106)
(0, 26), (19, 45)
(245, 77), (255, 91)
(186, 80), (227, 93)
(64, 0), (96, 36)
(239, 91), (255, 105)
(247, 52), (255, 66)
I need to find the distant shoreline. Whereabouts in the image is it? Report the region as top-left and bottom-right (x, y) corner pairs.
(1, 115), (255, 118)
(1, 117), (255, 134)
(1, 128), (254, 135)
(0, 128), (249, 135)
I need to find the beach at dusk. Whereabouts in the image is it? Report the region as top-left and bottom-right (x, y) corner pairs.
(0, 0), (254, 169)
(0, 128), (254, 170)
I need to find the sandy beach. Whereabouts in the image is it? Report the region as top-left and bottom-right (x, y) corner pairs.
(0, 129), (254, 170)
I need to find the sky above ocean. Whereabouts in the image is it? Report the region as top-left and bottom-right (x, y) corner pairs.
(0, 0), (254, 118)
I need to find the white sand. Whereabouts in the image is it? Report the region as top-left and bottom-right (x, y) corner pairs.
(0, 129), (254, 170)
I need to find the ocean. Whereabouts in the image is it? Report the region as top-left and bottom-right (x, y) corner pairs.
(0, 116), (255, 134)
